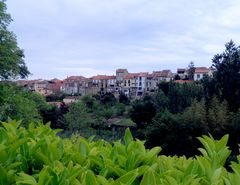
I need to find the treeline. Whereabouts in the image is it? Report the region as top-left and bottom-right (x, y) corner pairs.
(135, 82), (240, 157)
(131, 40), (240, 157)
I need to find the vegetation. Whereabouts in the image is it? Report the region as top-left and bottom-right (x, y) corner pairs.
(2, 120), (240, 184)
(0, 0), (30, 80)
(0, 82), (50, 126)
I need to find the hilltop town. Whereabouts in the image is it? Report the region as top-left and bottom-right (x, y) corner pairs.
(17, 67), (213, 102)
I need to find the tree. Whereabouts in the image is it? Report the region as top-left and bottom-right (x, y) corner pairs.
(100, 92), (117, 106)
(119, 92), (130, 105)
(187, 61), (195, 80)
(201, 75), (216, 108)
(129, 98), (156, 128)
(212, 40), (240, 111)
(64, 101), (95, 131)
(153, 90), (169, 112)
(145, 110), (183, 155)
(0, 82), (46, 126)
(207, 96), (229, 137)
(0, 0), (30, 79)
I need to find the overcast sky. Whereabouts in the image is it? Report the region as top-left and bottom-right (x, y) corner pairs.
(7, 0), (240, 79)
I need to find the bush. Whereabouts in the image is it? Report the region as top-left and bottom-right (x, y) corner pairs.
(1, 120), (240, 184)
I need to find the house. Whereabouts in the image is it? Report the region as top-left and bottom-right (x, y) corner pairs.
(123, 73), (138, 97)
(136, 72), (148, 96)
(63, 96), (80, 104)
(145, 70), (174, 93)
(17, 79), (47, 93)
(116, 69), (128, 87)
(33, 80), (53, 96)
(48, 79), (62, 94)
(177, 68), (188, 79)
(194, 67), (212, 81)
(90, 75), (117, 94)
(106, 75), (117, 93)
(91, 75), (109, 89)
(152, 70), (173, 83)
(60, 76), (86, 95)
(145, 73), (155, 93)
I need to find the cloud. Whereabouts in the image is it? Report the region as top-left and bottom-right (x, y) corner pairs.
(6, 0), (240, 79)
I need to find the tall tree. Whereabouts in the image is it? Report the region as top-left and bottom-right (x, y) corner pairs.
(212, 40), (240, 111)
(187, 61), (195, 80)
(0, 0), (30, 79)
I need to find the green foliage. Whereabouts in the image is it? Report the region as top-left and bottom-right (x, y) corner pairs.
(1, 120), (240, 184)
(64, 101), (95, 131)
(153, 90), (169, 112)
(118, 92), (130, 105)
(63, 96), (130, 140)
(0, 83), (49, 126)
(207, 97), (229, 136)
(158, 82), (203, 113)
(212, 40), (240, 111)
(0, 0), (30, 80)
(146, 110), (182, 155)
(181, 100), (207, 133)
(100, 92), (117, 106)
(129, 97), (156, 128)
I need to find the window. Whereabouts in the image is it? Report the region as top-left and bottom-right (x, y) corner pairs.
(197, 74), (200, 79)
(139, 82), (142, 86)
(139, 76), (142, 81)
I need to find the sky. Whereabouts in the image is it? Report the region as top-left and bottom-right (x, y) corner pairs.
(7, 0), (240, 80)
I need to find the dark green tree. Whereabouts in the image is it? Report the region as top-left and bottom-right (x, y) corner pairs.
(119, 92), (130, 105)
(100, 92), (117, 106)
(129, 98), (156, 128)
(0, 0), (30, 79)
(145, 110), (183, 155)
(207, 96), (229, 137)
(212, 40), (240, 111)
(187, 61), (195, 80)
(153, 90), (169, 112)
(201, 75), (216, 108)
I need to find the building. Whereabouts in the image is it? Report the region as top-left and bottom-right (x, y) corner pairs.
(60, 76), (86, 95)
(90, 75), (117, 94)
(123, 73), (138, 97)
(116, 69), (128, 87)
(177, 68), (188, 79)
(194, 67), (212, 81)
(136, 72), (148, 96)
(63, 96), (80, 104)
(48, 79), (62, 94)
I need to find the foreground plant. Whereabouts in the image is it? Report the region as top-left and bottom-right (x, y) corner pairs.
(0, 120), (239, 184)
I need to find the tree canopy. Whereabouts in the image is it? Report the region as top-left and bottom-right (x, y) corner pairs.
(212, 40), (240, 111)
(0, 0), (30, 80)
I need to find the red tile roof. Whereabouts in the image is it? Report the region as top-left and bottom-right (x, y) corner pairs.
(124, 73), (139, 79)
(91, 75), (116, 80)
(65, 76), (86, 81)
(195, 67), (209, 74)
(152, 70), (172, 78)
(174, 80), (193, 84)
(137, 72), (148, 77)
